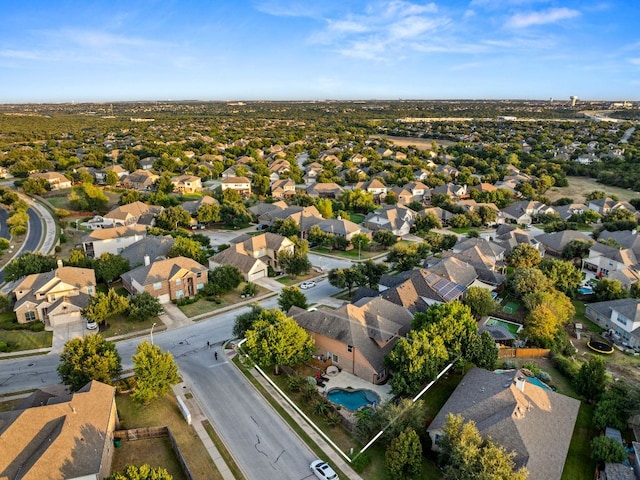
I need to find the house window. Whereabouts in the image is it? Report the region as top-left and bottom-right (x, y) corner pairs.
(175, 290), (184, 299)
(176, 278), (182, 285)
(196, 283), (204, 291)
(347, 345), (353, 353)
(332, 354), (339, 363)
(196, 272), (202, 278)
(153, 282), (162, 290)
(87, 286), (93, 294)
(25, 311), (36, 322)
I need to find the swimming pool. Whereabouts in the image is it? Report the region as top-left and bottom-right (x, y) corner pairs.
(485, 317), (523, 336)
(526, 376), (552, 391)
(577, 286), (594, 295)
(327, 388), (380, 410)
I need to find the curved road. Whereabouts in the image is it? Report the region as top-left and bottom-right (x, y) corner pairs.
(0, 208), (9, 240)
(0, 207), (43, 284)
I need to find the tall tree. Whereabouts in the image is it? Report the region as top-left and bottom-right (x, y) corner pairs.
(507, 244), (542, 269)
(354, 260), (388, 289)
(95, 252), (130, 283)
(57, 334), (122, 391)
(464, 286), (499, 319)
(372, 229), (398, 247)
(4, 252), (57, 281)
(278, 286), (308, 312)
(385, 428), (422, 479)
(233, 303), (264, 338)
(244, 309), (315, 374)
(315, 198), (333, 219)
(167, 236), (206, 263)
(277, 249), (312, 277)
(208, 265), (243, 294)
(590, 436), (627, 464)
(132, 341), (180, 405)
(576, 355), (608, 403)
(128, 292), (163, 322)
(82, 289), (130, 325)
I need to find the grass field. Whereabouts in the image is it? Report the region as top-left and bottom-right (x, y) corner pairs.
(116, 392), (221, 480)
(178, 284), (270, 318)
(311, 246), (382, 260)
(547, 176), (639, 204)
(561, 403), (597, 480)
(111, 436), (187, 480)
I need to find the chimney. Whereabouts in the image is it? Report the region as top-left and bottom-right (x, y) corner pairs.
(144, 255), (150, 266)
(57, 259), (63, 269)
(515, 376), (526, 393)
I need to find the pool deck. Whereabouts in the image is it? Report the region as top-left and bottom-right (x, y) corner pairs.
(318, 369), (394, 404)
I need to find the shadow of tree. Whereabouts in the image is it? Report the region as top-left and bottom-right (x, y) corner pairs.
(59, 423), (108, 478)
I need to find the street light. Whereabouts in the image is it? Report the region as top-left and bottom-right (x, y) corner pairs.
(150, 322), (157, 345)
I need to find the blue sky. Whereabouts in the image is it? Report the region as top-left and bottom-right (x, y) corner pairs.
(1, 0), (639, 102)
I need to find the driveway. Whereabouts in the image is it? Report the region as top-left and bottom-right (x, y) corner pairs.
(51, 319), (87, 353)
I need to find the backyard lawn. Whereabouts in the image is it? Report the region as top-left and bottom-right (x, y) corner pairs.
(111, 436), (187, 480)
(116, 392), (221, 480)
(561, 403), (597, 480)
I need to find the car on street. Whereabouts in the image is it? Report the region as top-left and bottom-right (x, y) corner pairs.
(86, 320), (98, 330)
(310, 460), (338, 480)
(300, 280), (316, 289)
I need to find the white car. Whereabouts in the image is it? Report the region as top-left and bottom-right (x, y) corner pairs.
(86, 320), (98, 330)
(300, 281), (316, 289)
(310, 460), (338, 480)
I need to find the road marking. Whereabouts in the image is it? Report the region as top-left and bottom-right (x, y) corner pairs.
(207, 362), (227, 369)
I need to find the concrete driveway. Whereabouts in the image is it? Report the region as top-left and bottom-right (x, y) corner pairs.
(51, 319), (88, 353)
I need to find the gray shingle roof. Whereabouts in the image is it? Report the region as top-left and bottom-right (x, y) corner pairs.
(120, 235), (175, 267)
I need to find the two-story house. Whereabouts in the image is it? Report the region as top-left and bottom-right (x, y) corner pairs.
(119, 169), (159, 191)
(121, 256), (208, 303)
(270, 178), (296, 199)
(586, 298), (640, 348)
(221, 176), (252, 196)
(82, 224), (147, 258)
(13, 265), (96, 328)
(171, 175), (202, 194)
(31, 172), (72, 190)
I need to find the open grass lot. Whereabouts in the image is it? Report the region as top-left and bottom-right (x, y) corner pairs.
(561, 403), (596, 480)
(178, 283), (270, 318)
(111, 436), (187, 480)
(547, 176), (638, 204)
(311, 246), (383, 260)
(101, 315), (158, 338)
(116, 393), (221, 480)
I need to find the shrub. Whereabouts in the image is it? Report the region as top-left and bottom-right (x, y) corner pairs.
(536, 371), (552, 383)
(0, 341), (8, 352)
(551, 354), (580, 380)
(301, 382), (319, 402)
(501, 360), (517, 369)
(286, 375), (305, 393)
(29, 322), (45, 332)
(351, 451), (372, 473)
(522, 362), (541, 374)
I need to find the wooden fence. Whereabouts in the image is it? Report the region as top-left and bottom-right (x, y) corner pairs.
(114, 426), (194, 480)
(498, 348), (550, 359)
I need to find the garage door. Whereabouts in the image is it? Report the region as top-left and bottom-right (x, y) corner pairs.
(157, 293), (171, 304)
(248, 269), (267, 282)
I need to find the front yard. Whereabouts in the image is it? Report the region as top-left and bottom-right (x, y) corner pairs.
(311, 246), (383, 260)
(178, 283), (270, 318)
(0, 312), (52, 352)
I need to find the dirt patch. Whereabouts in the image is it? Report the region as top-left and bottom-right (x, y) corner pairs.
(546, 176), (639, 204)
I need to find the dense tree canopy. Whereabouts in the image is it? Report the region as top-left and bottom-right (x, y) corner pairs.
(278, 286), (308, 312)
(132, 341), (180, 404)
(4, 252), (57, 282)
(57, 335), (122, 391)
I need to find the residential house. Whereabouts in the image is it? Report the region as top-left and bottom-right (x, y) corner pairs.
(303, 162), (324, 185)
(140, 157), (156, 170)
(469, 182), (498, 193)
(492, 224), (542, 255)
(171, 174), (202, 193)
(181, 194), (219, 215)
(95, 164), (129, 183)
(588, 197), (636, 216)
(120, 169), (159, 191)
(428, 367), (580, 480)
(445, 238), (506, 285)
(535, 230), (592, 257)
(121, 256), (208, 303)
(12, 265), (96, 328)
(288, 296), (413, 384)
(355, 179), (388, 202)
(501, 200), (552, 225)
(254, 204), (324, 238)
(119, 235), (175, 269)
(549, 203), (589, 221)
(363, 205), (416, 236)
(209, 232), (294, 281)
(31, 172), (72, 190)
(0, 381), (119, 480)
(87, 201), (163, 229)
(379, 269), (466, 312)
(306, 182), (344, 199)
(403, 181), (429, 202)
(388, 186), (414, 205)
(316, 218), (367, 241)
(431, 183), (467, 200)
(424, 257), (481, 289)
(582, 242), (639, 286)
(421, 206), (454, 225)
(269, 158), (291, 179)
(221, 176), (252, 196)
(349, 153), (368, 164)
(585, 298), (640, 348)
(82, 224), (147, 258)
(598, 230), (640, 258)
(270, 178), (296, 199)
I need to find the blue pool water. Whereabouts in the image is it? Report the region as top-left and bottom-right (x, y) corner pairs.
(527, 376), (552, 391)
(327, 388), (380, 410)
(577, 286), (594, 295)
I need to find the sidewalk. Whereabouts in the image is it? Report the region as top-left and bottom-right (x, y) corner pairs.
(245, 359), (364, 480)
(171, 383), (237, 480)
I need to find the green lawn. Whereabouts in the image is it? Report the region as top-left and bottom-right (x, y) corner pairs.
(311, 246), (381, 260)
(116, 392), (221, 480)
(275, 271), (321, 285)
(561, 403), (596, 480)
(449, 226), (470, 234)
(178, 284), (270, 318)
(572, 300), (605, 334)
(349, 213), (365, 224)
(101, 315), (159, 338)
(0, 330), (52, 351)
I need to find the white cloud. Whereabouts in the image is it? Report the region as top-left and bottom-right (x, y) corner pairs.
(630, 58), (640, 66)
(507, 7), (580, 28)
(0, 49), (48, 61)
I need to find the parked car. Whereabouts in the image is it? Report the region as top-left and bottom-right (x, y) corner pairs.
(300, 281), (316, 289)
(310, 460), (338, 480)
(256, 224), (268, 231)
(191, 223), (206, 230)
(86, 320), (98, 330)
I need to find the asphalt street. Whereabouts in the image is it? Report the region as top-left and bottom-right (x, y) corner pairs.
(0, 208), (9, 240)
(0, 207), (43, 284)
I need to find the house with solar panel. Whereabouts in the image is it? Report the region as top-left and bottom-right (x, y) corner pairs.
(378, 269), (466, 313)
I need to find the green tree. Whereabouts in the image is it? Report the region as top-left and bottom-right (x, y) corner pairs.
(468, 330), (499, 370)
(354, 259), (388, 289)
(385, 242), (423, 271)
(167, 236), (206, 263)
(220, 202), (253, 227)
(82, 289), (131, 325)
(278, 286), (308, 312)
(509, 268), (553, 299)
(328, 267), (365, 295)
(233, 303), (264, 338)
(385, 427), (422, 479)
(128, 292), (163, 322)
(7, 210), (29, 236)
(209, 265), (243, 294)
(57, 334), (122, 391)
(562, 239), (593, 261)
(339, 188), (376, 213)
(372, 229), (397, 247)
(156, 206), (191, 230)
(593, 278), (628, 302)
(538, 258), (582, 296)
(413, 212), (442, 233)
(593, 383), (634, 431)
(132, 341), (180, 404)
(244, 309), (315, 374)
(4, 252), (57, 282)
(350, 232), (370, 252)
(316, 198), (333, 219)
(196, 202), (220, 224)
(155, 173), (175, 194)
(120, 190), (141, 205)
(67, 249), (96, 269)
(385, 329), (449, 396)
(507, 244), (542, 269)
(277, 249), (312, 277)
(269, 217), (300, 238)
(524, 305), (559, 347)
(110, 464), (173, 480)
(105, 169), (119, 186)
(21, 177), (50, 195)
(464, 286), (499, 319)
(590, 436), (627, 464)
(95, 252), (130, 283)
(576, 356), (608, 403)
